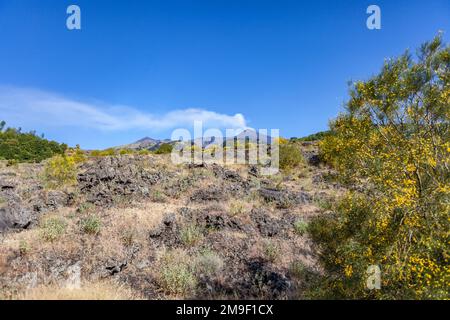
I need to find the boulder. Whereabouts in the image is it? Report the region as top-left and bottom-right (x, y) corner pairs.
(190, 186), (227, 202)
(78, 156), (164, 205)
(259, 188), (311, 208)
(0, 178), (72, 233)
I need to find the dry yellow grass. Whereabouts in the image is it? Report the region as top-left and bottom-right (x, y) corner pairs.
(17, 281), (139, 300)
(101, 201), (180, 245)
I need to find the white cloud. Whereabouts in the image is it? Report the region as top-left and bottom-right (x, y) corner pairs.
(0, 86), (247, 131)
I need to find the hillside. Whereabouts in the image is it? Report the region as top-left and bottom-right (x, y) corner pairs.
(0, 143), (341, 299)
(115, 137), (173, 152)
(115, 129), (274, 152)
(0, 121), (67, 163)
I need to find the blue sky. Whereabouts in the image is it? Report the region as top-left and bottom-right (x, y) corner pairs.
(0, 0), (449, 149)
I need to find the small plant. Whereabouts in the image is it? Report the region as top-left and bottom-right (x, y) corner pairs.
(19, 240), (31, 255)
(120, 228), (136, 246)
(77, 202), (94, 214)
(119, 149), (134, 155)
(97, 148), (116, 157)
(193, 249), (223, 277)
(81, 215), (101, 235)
(294, 219), (308, 236)
(6, 159), (19, 167)
(180, 224), (203, 246)
(263, 240), (279, 262)
(42, 155), (77, 189)
(90, 150), (102, 157)
(151, 190), (167, 203)
(40, 217), (67, 242)
(138, 149), (151, 155)
(314, 197), (334, 211)
(277, 196), (295, 209)
(0, 196), (5, 206)
(290, 260), (306, 279)
(159, 250), (197, 295)
(229, 201), (246, 216)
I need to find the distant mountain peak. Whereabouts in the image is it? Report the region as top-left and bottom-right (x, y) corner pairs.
(136, 137), (157, 143)
(116, 129), (275, 151)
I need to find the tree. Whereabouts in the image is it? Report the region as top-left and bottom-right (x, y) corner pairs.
(313, 35), (449, 299)
(0, 120), (67, 162)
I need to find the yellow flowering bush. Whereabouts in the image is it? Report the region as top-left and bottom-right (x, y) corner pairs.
(42, 154), (77, 189)
(311, 35), (449, 299)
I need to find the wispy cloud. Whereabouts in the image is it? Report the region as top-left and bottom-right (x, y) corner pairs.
(0, 86), (247, 131)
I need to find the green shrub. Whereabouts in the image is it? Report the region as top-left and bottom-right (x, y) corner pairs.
(293, 131), (332, 142)
(77, 202), (94, 214)
(90, 148), (116, 157)
(263, 240), (279, 262)
(289, 260), (306, 279)
(151, 190), (167, 203)
(294, 219), (308, 236)
(100, 148), (116, 156)
(180, 224), (203, 246)
(138, 149), (151, 155)
(40, 217), (67, 242)
(19, 240), (31, 255)
(119, 149), (134, 155)
(154, 143), (173, 154)
(193, 249), (223, 277)
(159, 251), (197, 295)
(81, 215), (101, 235)
(279, 143), (304, 170)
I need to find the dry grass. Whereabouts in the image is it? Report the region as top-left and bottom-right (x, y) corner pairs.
(0, 149), (331, 300)
(17, 281), (139, 300)
(1, 208), (82, 255)
(227, 199), (253, 216)
(101, 201), (179, 246)
(0, 247), (8, 274)
(0, 201), (181, 281)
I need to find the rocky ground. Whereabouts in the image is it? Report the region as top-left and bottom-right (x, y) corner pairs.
(0, 144), (343, 300)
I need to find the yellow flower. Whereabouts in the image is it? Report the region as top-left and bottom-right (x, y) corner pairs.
(344, 265), (353, 278)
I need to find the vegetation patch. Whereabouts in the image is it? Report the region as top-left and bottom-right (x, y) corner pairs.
(193, 249), (223, 277)
(40, 216), (67, 242)
(158, 250), (197, 296)
(151, 190), (167, 203)
(19, 240), (31, 255)
(263, 240), (280, 262)
(312, 35), (449, 299)
(154, 143), (173, 154)
(279, 143), (305, 170)
(180, 224), (203, 246)
(81, 215), (101, 235)
(293, 219), (308, 236)
(0, 121), (67, 163)
(42, 155), (77, 189)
